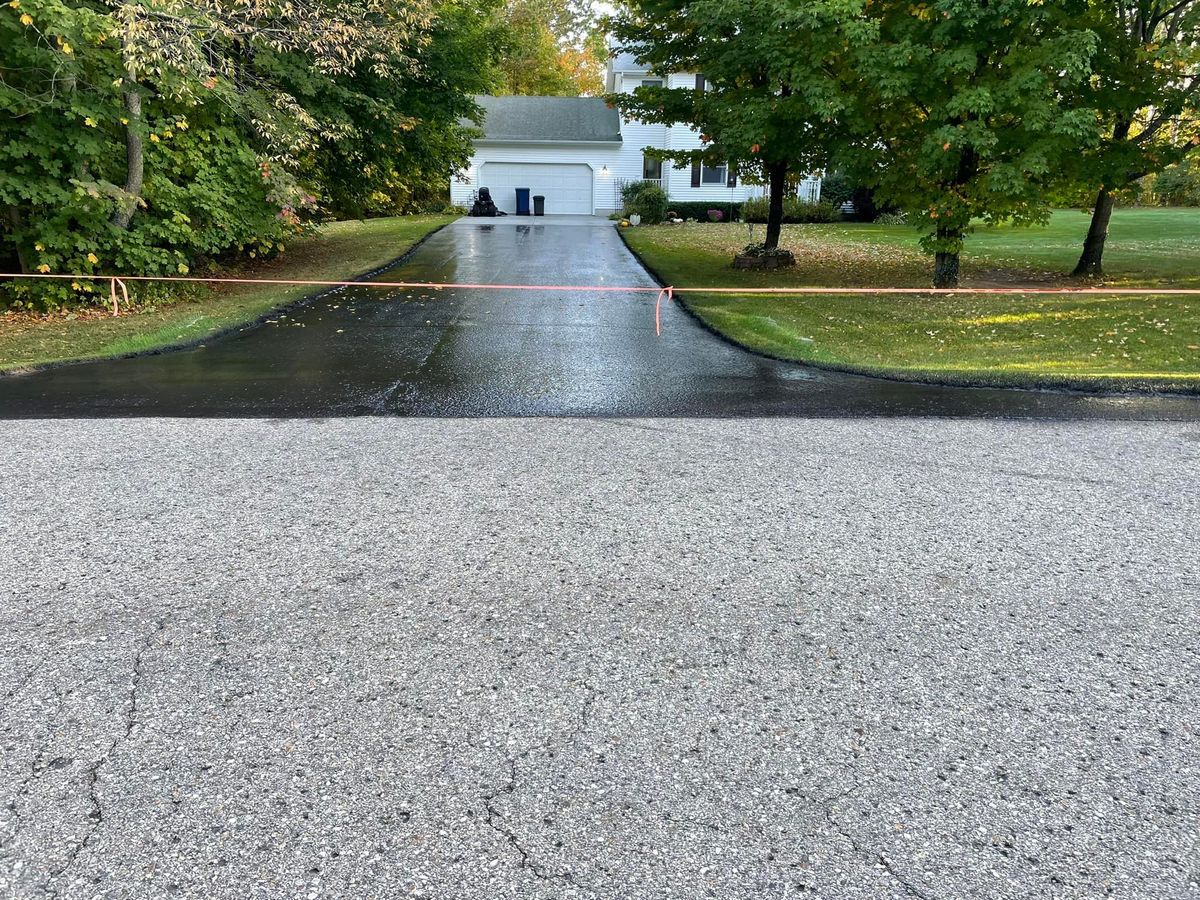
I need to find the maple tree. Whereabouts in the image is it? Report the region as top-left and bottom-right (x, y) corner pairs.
(1067, 0), (1200, 276)
(608, 0), (866, 251)
(839, 0), (1104, 286)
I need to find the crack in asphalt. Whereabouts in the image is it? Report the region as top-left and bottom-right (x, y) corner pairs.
(824, 798), (940, 900)
(1, 685), (77, 857)
(782, 773), (940, 900)
(41, 620), (166, 898)
(1, 663), (42, 706)
(476, 676), (607, 891)
(482, 757), (584, 891)
(575, 680), (598, 741)
(478, 673), (939, 895)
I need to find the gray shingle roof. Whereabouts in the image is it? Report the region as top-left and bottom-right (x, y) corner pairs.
(609, 49), (650, 72)
(471, 96), (622, 144)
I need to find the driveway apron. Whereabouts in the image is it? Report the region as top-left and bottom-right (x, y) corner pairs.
(1, 217), (1197, 419)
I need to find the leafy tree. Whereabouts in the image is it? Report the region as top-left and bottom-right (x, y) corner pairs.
(272, 0), (499, 217)
(839, 0), (1104, 286)
(106, 0), (436, 228)
(1068, 1), (1200, 276)
(608, 0), (870, 252)
(495, 0), (605, 96)
(1149, 153), (1200, 205)
(1, 0), (499, 308)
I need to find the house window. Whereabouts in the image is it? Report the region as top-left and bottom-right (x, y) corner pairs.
(700, 162), (727, 185)
(640, 79), (664, 89)
(643, 155), (662, 181)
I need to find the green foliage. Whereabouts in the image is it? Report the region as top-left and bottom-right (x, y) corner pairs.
(665, 201), (744, 221)
(739, 242), (796, 261)
(1066, 2), (1200, 198)
(620, 179), (668, 223)
(275, 0), (497, 219)
(612, 0), (1198, 281)
(609, 0), (860, 176)
(818, 172), (854, 209)
(742, 197), (838, 224)
(1, 0), (500, 309)
(1147, 156), (1200, 206)
(609, 0), (868, 246)
(494, 0), (605, 96)
(839, 0), (1105, 267)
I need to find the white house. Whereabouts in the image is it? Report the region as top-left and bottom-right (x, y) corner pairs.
(449, 50), (822, 217)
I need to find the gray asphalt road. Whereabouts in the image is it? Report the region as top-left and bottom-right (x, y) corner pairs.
(2, 418), (1198, 900)
(2, 218), (1198, 420)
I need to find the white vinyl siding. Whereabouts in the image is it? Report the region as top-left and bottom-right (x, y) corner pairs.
(659, 72), (763, 202)
(450, 65), (822, 212)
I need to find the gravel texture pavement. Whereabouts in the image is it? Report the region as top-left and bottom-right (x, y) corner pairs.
(1, 418), (1197, 900)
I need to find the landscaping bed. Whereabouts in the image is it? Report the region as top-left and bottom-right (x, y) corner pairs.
(620, 209), (1200, 392)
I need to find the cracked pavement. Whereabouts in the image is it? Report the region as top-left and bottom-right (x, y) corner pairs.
(1, 418), (1198, 899)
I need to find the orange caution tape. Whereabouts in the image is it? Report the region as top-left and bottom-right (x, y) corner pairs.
(5, 272), (1200, 338)
(6, 271), (1200, 295)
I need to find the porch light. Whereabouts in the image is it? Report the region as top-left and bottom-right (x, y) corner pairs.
(600, 165), (609, 176)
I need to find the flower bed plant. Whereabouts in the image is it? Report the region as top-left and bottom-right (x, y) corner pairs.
(741, 197), (839, 224)
(732, 242), (796, 269)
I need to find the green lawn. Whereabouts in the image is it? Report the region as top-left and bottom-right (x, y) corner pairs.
(0, 215), (454, 373)
(621, 208), (1200, 392)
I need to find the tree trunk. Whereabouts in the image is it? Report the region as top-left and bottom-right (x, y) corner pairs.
(764, 161), (787, 250)
(111, 89), (144, 229)
(6, 206), (30, 274)
(1072, 186), (1115, 277)
(932, 225), (961, 288)
(1073, 118), (1132, 277)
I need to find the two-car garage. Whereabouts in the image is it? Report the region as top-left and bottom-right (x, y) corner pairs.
(477, 163), (595, 216)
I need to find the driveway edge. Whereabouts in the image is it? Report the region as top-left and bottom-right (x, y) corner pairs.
(1, 221), (455, 378)
(614, 226), (1200, 398)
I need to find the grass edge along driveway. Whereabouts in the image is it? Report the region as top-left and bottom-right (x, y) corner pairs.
(621, 209), (1200, 393)
(0, 215), (455, 373)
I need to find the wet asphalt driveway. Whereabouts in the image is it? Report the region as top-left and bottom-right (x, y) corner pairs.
(2, 216), (1198, 419)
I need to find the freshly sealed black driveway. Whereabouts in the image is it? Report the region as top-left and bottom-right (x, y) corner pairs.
(1, 216), (1197, 418)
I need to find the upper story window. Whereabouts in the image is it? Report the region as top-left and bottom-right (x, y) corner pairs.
(640, 78), (664, 89)
(700, 162), (727, 185)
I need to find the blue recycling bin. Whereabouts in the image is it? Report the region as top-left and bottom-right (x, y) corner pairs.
(515, 187), (531, 216)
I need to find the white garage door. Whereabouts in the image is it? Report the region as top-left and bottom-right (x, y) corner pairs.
(478, 163), (594, 216)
